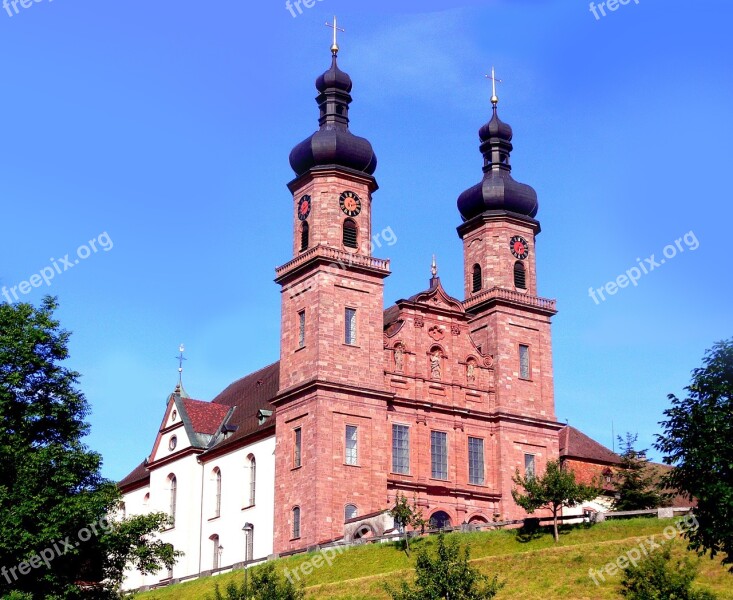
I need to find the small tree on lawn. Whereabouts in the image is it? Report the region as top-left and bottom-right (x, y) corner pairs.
(619, 545), (717, 600)
(390, 493), (427, 556)
(613, 433), (666, 511)
(512, 459), (599, 542)
(209, 562), (305, 600)
(385, 533), (503, 600)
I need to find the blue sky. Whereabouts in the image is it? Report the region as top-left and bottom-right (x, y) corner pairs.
(1, 0), (730, 480)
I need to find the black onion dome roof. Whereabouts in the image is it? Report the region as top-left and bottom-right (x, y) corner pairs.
(289, 54), (377, 178)
(458, 105), (537, 221)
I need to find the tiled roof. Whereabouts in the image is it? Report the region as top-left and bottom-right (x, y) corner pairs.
(118, 460), (149, 489)
(202, 362), (280, 455)
(559, 426), (621, 465)
(181, 398), (231, 435)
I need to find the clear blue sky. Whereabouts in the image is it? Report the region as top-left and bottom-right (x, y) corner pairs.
(1, 0), (730, 480)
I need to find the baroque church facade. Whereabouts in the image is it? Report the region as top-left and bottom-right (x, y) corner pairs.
(118, 43), (620, 591)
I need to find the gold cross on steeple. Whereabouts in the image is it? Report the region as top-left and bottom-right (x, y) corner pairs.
(485, 67), (503, 107)
(325, 16), (345, 55)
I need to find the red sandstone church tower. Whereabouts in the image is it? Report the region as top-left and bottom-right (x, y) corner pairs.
(272, 40), (392, 552)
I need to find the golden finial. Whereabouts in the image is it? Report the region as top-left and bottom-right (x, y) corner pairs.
(486, 67), (502, 107)
(325, 16), (345, 55)
(431, 255), (438, 278)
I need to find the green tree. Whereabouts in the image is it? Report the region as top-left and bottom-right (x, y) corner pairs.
(209, 562), (304, 600)
(613, 433), (665, 511)
(619, 545), (717, 600)
(385, 533), (503, 600)
(655, 339), (733, 571)
(512, 460), (599, 542)
(0, 298), (177, 598)
(389, 493), (427, 556)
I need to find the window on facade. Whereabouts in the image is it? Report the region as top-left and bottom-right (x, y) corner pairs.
(211, 535), (221, 570)
(345, 425), (358, 465)
(392, 424), (410, 474)
(243, 525), (254, 562)
(519, 344), (530, 380)
(292, 507), (301, 539)
(294, 428), (302, 468)
(298, 310), (306, 349)
(248, 455), (256, 507)
(468, 437), (485, 485)
(300, 221), (309, 252)
(345, 504), (358, 522)
(168, 475), (177, 527)
(213, 468), (222, 518)
(431, 431), (448, 480)
(165, 544), (174, 579)
(525, 453), (536, 478)
(344, 308), (357, 345)
(514, 261), (527, 289)
(342, 219), (358, 249)
(472, 264), (482, 293)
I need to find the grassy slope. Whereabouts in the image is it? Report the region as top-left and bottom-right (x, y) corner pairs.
(134, 519), (733, 600)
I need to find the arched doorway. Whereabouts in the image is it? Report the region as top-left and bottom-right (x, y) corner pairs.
(430, 511), (451, 530)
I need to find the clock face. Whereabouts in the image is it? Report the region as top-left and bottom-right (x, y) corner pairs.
(510, 236), (530, 260)
(339, 191), (362, 217)
(297, 195), (311, 221)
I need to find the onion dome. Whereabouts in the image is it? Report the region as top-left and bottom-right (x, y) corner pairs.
(289, 52), (377, 178)
(458, 100), (538, 221)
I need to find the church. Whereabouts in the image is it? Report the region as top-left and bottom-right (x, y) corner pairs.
(118, 36), (622, 591)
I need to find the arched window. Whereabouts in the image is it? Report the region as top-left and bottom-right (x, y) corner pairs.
(243, 524), (254, 562)
(514, 261), (527, 289)
(472, 264), (482, 293)
(300, 221), (309, 252)
(210, 534), (221, 570)
(247, 455), (256, 507)
(143, 492), (150, 508)
(292, 506), (301, 539)
(168, 475), (177, 527)
(119, 502), (126, 520)
(213, 468), (222, 518)
(342, 219), (358, 249)
(344, 504), (358, 522)
(429, 511), (451, 530)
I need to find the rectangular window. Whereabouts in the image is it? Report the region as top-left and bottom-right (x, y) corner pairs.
(525, 453), (536, 478)
(519, 344), (530, 379)
(392, 424), (410, 474)
(468, 437), (485, 485)
(298, 311), (306, 349)
(431, 431), (448, 480)
(344, 308), (357, 345)
(293, 428), (302, 468)
(345, 425), (358, 465)
(244, 527), (254, 562)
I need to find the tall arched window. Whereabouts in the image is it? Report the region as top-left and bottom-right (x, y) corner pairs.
(292, 506), (301, 539)
(300, 222), (309, 252)
(514, 261), (527, 289)
(213, 468), (222, 518)
(243, 524), (254, 562)
(344, 504), (358, 522)
(247, 455), (256, 507)
(168, 475), (177, 527)
(211, 534), (221, 570)
(342, 219), (358, 249)
(472, 264), (482, 293)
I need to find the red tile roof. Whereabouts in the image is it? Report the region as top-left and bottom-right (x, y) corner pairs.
(181, 398), (231, 435)
(118, 460), (149, 490)
(559, 426), (621, 465)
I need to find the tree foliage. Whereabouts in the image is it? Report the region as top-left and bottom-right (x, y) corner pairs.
(655, 339), (733, 571)
(389, 493), (427, 556)
(619, 545), (717, 600)
(209, 562), (305, 600)
(512, 460), (599, 542)
(613, 433), (665, 511)
(0, 298), (177, 598)
(385, 533), (503, 600)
